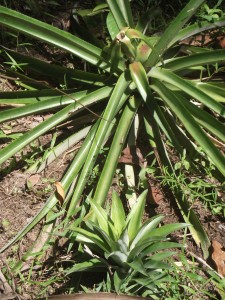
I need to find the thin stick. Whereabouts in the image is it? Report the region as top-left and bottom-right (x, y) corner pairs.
(187, 250), (224, 279)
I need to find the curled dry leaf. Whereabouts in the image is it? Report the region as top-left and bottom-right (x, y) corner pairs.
(212, 240), (225, 277)
(54, 181), (65, 205)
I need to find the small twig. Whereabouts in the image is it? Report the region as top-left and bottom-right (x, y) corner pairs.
(0, 256), (16, 293)
(187, 250), (224, 279)
(0, 264), (19, 299)
(0, 74), (19, 81)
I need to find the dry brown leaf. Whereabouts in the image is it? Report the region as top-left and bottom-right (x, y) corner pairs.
(54, 181), (65, 205)
(212, 240), (225, 277)
(181, 31), (225, 48)
(26, 174), (41, 189)
(119, 146), (145, 167)
(148, 186), (164, 205)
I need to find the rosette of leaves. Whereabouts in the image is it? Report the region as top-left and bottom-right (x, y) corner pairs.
(66, 190), (187, 294)
(0, 0), (225, 260)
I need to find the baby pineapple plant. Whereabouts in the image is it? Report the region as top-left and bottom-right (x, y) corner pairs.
(0, 0), (225, 265)
(66, 190), (187, 295)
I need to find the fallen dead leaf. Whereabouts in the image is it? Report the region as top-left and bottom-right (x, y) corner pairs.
(119, 146), (146, 167)
(181, 31), (225, 48)
(212, 240), (225, 277)
(54, 181), (65, 205)
(26, 174), (41, 189)
(148, 186), (164, 205)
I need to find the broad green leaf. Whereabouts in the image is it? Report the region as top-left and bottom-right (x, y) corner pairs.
(130, 215), (164, 250)
(142, 242), (184, 256)
(111, 191), (126, 237)
(86, 221), (114, 250)
(113, 271), (124, 293)
(195, 82), (225, 103)
(106, 0), (127, 29)
(73, 227), (109, 253)
(147, 223), (188, 238)
(126, 190), (148, 242)
(116, 0), (134, 28)
(129, 61), (151, 101)
(128, 237), (168, 262)
(89, 199), (114, 239)
(107, 251), (128, 266)
(117, 229), (129, 255)
(106, 12), (120, 40)
(93, 3), (109, 12)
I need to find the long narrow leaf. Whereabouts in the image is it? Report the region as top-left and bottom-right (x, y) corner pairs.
(164, 49), (225, 71)
(111, 192), (126, 238)
(130, 215), (164, 250)
(0, 120), (103, 253)
(149, 67), (225, 117)
(26, 126), (91, 174)
(0, 89), (106, 122)
(143, 110), (210, 258)
(106, 0), (127, 29)
(0, 89), (87, 105)
(179, 94), (225, 142)
(147, 0), (205, 66)
(147, 223), (188, 238)
(66, 258), (106, 275)
(0, 6), (114, 71)
(0, 47), (110, 86)
(126, 190), (148, 242)
(67, 72), (131, 217)
(0, 87), (112, 164)
(170, 17), (225, 47)
(116, 0), (134, 28)
(151, 80), (225, 176)
(92, 95), (141, 208)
